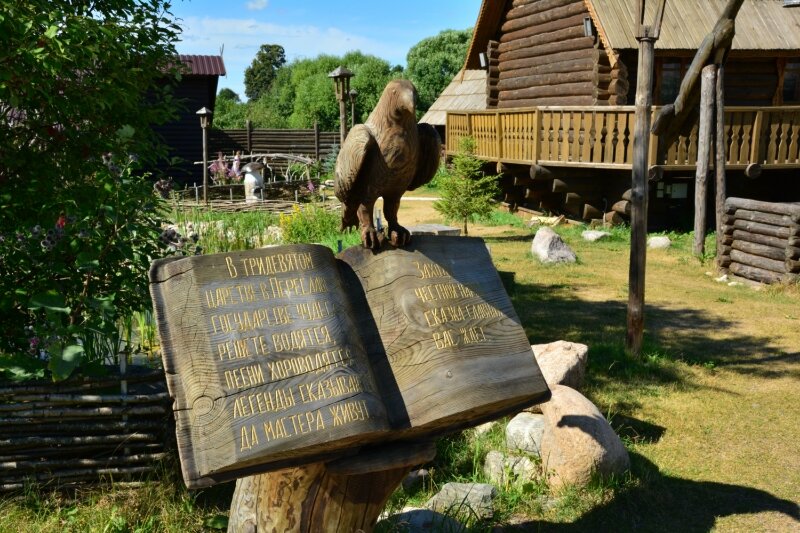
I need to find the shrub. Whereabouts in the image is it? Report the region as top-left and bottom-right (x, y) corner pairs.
(0, 161), (174, 380)
(433, 137), (500, 235)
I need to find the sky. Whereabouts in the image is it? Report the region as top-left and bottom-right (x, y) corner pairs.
(171, 0), (483, 100)
(171, 0), (480, 100)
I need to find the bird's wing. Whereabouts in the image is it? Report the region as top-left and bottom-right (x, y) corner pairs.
(334, 124), (376, 203)
(408, 123), (442, 191)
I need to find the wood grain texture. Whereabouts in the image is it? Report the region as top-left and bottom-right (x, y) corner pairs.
(150, 246), (390, 488)
(151, 239), (549, 489)
(338, 236), (549, 435)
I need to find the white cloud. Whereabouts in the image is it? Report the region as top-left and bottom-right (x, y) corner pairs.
(245, 0), (268, 11)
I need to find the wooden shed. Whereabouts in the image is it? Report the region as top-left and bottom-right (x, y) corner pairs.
(441, 0), (800, 228)
(153, 54), (226, 185)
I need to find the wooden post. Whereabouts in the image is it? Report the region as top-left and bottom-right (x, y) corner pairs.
(246, 120), (252, 154)
(202, 126), (209, 205)
(715, 65), (728, 268)
(314, 120), (321, 162)
(626, 0), (665, 357)
(693, 65), (717, 256)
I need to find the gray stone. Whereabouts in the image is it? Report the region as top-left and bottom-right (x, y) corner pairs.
(378, 508), (465, 532)
(408, 224), (461, 236)
(472, 421), (496, 436)
(531, 340), (588, 390)
(483, 450), (538, 486)
(506, 412), (545, 456)
(582, 230), (611, 242)
(540, 385), (630, 490)
(531, 227), (577, 264)
(402, 468), (430, 492)
(647, 235), (671, 249)
(424, 482), (496, 519)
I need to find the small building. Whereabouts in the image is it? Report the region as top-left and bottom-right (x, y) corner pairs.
(434, 0), (800, 229)
(154, 54), (226, 184)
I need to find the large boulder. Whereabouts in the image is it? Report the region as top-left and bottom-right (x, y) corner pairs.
(532, 340), (588, 390)
(540, 385), (630, 489)
(506, 412), (545, 456)
(531, 227), (577, 264)
(424, 482), (496, 520)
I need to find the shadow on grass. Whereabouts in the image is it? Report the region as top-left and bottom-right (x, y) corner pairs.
(508, 279), (800, 382)
(508, 452), (800, 532)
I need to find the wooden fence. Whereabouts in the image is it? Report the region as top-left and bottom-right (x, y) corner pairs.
(447, 106), (800, 171)
(0, 367), (171, 491)
(720, 197), (800, 284)
(209, 124), (339, 171)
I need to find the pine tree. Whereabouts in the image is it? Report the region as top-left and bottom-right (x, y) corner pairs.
(433, 137), (499, 235)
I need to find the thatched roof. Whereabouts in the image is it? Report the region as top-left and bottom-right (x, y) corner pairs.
(419, 69), (487, 126)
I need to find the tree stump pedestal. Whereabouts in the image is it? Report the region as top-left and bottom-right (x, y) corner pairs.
(227, 442), (436, 533)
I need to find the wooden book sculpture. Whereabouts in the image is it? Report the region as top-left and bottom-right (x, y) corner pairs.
(335, 79), (441, 248)
(150, 81), (550, 532)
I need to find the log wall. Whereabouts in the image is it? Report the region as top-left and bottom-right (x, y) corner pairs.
(496, 0), (628, 108)
(719, 197), (800, 284)
(0, 367), (171, 491)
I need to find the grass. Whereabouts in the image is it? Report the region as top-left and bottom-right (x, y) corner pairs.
(2, 197), (799, 532)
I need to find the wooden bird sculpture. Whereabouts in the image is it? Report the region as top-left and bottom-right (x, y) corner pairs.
(335, 79), (441, 249)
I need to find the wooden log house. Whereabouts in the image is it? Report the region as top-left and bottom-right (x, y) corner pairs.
(423, 0), (800, 229)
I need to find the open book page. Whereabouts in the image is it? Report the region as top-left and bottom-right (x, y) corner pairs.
(149, 244), (390, 488)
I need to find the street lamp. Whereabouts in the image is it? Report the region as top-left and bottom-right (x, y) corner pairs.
(196, 107), (213, 205)
(348, 88), (358, 129)
(328, 66), (354, 145)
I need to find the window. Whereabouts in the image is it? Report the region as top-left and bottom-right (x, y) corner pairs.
(783, 61), (800, 103)
(658, 59), (685, 104)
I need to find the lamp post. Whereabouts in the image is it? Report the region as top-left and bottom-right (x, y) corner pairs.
(328, 66), (354, 145)
(348, 88), (358, 129)
(196, 107), (213, 205)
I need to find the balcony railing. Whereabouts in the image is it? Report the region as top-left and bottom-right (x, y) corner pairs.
(445, 106), (800, 171)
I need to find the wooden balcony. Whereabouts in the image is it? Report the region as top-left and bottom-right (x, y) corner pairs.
(445, 106), (800, 172)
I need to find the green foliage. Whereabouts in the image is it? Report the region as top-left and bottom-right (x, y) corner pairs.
(434, 137), (500, 235)
(217, 88), (241, 103)
(406, 28), (472, 114)
(0, 0), (181, 380)
(0, 161), (175, 381)
(212, 52), (398, 131)
(244, 44), (286, 101)
(278, 204), (358, 250)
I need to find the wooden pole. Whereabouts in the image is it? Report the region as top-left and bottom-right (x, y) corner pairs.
(314, 120), (321, 162)
(246, 119), (252, 154)
(715, 64), (727, 267)
(202, 126), (209, 205)
(626, 0), (665, 357)
(693, 65), (717, 256)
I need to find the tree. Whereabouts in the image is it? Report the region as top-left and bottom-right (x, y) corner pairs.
(434, 137), (499, 235)
(0, 0), (181, 379)
(244, 44), (286, 101)
(217, 88), (241, 102)
(405, 28), (472, 114)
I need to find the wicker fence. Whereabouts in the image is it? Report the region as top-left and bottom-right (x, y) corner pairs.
(0, 366), (171, 491)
